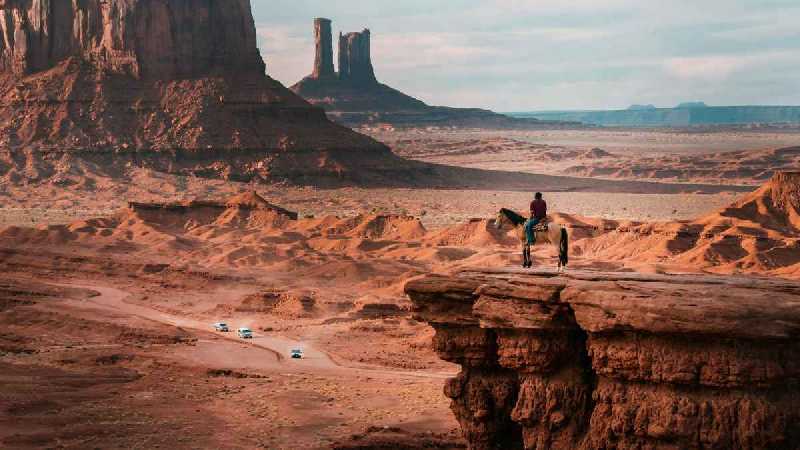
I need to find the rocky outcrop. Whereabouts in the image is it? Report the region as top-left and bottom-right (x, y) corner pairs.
(291, 19), (572, 129)
(0, 0), (263, 78)
(406, 269), (800, 449)
(338, 29), (376, 85)
(0, 0), (414, 186)
(312, 18), (335, 79)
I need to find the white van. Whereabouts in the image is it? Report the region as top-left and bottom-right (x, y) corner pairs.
(237, 328), (253, 339)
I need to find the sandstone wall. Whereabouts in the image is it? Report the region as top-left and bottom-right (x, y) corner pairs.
(0, 0), (402, 185)
(406, 269), (800, 449)
(0, 0), (264, 78)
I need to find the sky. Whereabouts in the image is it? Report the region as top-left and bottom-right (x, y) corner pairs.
(252, 0), (800, 112)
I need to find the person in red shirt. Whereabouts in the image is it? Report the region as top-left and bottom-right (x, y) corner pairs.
(525, 192), (547, 245)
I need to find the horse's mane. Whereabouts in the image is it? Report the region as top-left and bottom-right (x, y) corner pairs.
(499, 208), (527, 226)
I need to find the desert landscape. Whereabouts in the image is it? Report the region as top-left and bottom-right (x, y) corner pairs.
(1, 1), (799, 449)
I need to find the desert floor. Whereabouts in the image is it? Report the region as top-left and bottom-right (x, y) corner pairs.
(1, 128), (797, 449)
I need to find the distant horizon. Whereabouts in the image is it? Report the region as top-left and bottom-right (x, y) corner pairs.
(506, 103), (800, 114)
(253, 0), (800, 112)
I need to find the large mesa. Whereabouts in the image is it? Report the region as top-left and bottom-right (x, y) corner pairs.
(0, 0), (396, 185)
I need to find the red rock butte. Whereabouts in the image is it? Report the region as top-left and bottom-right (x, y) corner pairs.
(0, 0), (409, 185)
(291, 18), (567, 129)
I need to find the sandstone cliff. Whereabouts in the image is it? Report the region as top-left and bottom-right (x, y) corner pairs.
(406, 269), (800, 449)
(0, 0), (405, 185)
(0, 0), (263, 78)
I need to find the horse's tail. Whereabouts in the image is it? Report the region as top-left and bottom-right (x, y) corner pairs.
(559, 227), (569, 267)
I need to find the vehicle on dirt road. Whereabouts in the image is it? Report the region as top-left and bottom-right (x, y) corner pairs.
(291, 349), (303, 359)
(238, 328), (253, 339)
(213, 322), (229, 332)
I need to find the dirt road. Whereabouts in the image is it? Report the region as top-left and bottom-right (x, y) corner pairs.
(61, 283), (454, 380)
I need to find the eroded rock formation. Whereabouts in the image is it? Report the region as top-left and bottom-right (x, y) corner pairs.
(0, 0), (404, 186)
(291, 19), (565, 129)
(406, 269), (800, 449)
(0, 0), (263, 78)
(312, 18), (335, 79)
(338, 29), (376, 85)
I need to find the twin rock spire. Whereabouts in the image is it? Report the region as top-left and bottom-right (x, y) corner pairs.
(311, 18), (377, 85)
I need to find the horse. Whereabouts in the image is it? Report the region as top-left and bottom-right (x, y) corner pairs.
(495, 208), (569, 271)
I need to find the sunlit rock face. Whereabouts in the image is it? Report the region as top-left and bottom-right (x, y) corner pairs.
(0, 0), (263, 78)
(406, 269), (800, 450)
(0, 1), (403, 186)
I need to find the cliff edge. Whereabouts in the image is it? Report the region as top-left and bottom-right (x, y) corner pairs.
(406, 268), (800, 449)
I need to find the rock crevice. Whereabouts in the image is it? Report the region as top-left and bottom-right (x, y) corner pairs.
(406, 269), (800, 449)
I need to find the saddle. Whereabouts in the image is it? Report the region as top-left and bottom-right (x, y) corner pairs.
(532, 221), (549, 233)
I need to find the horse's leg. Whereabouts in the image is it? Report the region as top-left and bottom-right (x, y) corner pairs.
(524, 244), (532, 268)
(520, 243), (527, 268)
(552, 227), (566, 272)
(520, 242), (526, 268)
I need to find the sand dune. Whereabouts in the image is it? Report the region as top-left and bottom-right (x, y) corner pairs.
(576, 172), (800, 276)
(3, 176), (798, 280)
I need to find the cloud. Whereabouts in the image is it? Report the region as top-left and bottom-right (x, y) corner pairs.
(664, 51), (798, 82)
(664, 56), (746, 81)
(256, 25), (313, 85)
(252, 0), (800, 110)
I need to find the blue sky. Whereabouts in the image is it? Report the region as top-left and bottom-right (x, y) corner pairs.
(252, 0), (800, 111)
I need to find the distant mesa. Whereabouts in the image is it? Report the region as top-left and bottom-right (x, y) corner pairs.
(676, 101), (709, 109)
(627, 104), (657, 110)
(519, 102), (800, 127)
(291, 18), (576, 129)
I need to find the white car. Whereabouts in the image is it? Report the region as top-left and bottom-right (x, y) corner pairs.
(213, 322), (229, 332)
(237, 328), (253, 339)
(290, 349), (303, 359)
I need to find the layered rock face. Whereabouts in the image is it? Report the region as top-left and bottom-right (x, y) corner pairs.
(406, 269), (800, 449)
(0, 0), (263, 78)
(338, 29), (376, 85)
(0, 0), (404, 185)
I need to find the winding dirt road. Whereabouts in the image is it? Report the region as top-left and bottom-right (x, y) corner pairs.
(61, 283), (454, 379)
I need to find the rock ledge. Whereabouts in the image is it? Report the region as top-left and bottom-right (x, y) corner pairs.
(405, 268), (800, 449)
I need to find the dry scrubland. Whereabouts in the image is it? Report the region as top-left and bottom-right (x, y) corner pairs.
(3, 127), (800, 448)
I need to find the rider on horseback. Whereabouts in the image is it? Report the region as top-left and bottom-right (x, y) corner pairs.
(525, 192), (547, 245)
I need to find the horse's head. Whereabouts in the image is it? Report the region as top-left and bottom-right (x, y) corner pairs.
(495, 209), (508, 230)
